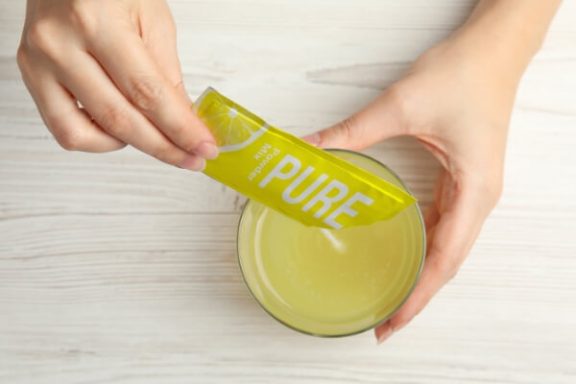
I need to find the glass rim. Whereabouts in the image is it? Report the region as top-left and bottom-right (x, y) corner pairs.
(236, 148), (427, 338)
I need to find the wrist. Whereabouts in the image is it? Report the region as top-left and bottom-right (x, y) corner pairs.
(447, 26), (528, 88)
(445, 0), (561, 87)
(413, 33), (523, 95)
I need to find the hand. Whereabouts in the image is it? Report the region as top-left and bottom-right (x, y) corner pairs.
(17, 0), (217, 171)
(304, 36), (516, 343)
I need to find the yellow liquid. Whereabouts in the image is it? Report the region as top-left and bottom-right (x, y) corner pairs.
(238, 150), (425, 336)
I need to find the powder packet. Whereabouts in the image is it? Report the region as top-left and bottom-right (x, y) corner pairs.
(195, 87), (415, 229)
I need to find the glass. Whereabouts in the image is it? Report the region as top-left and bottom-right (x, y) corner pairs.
(237, 149), (426, 337)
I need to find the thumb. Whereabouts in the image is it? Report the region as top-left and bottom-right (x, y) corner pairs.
(303, 91), (406, 150)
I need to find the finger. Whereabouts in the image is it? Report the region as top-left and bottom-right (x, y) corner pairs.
(140, 10), (190, 102)
(139, 1), (183, 89)
(423, 171), (449, 231)
(20, 70), (125, 152)
(302, 90), (407, 150)
(424, 204), (440, 234)
(86, 26), (218, 159)
(57, 51), (206, 171)
(375, 178), (489, 344)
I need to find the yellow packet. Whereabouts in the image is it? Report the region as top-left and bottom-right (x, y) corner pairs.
(194, 87), (415, 229)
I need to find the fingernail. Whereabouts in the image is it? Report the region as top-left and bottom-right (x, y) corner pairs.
(302, 133), (320, 147)
(376, 327), (394, 345)
(195, 141), (219, 160)
(181, 155), (206, 172)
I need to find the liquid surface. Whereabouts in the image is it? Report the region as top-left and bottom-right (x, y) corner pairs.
(238, 150), (425, 336)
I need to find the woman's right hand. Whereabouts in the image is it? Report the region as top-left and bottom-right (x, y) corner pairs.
(17, 0), (218, 171)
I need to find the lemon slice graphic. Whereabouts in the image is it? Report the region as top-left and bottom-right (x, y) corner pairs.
(195, 88), (267, 152)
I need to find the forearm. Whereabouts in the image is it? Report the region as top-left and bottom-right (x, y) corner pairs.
(451, 0), (561, 83)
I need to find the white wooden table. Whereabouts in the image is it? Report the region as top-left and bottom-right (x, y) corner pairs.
(1, 1), (575, 383)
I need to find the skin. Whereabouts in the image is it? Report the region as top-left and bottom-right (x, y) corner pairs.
(304, 0), (562, 343)
(17, 0), (219, 171)
(17, 0), (561, 343)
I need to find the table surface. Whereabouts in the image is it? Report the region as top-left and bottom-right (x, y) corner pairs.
(1, 1), (575, 383)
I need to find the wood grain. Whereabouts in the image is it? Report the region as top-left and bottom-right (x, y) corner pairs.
(1, 1), (575, 383)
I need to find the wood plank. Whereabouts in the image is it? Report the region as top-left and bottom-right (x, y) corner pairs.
(1, 0), (575, 383)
